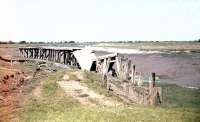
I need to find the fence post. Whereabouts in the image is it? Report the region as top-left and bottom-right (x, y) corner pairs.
(116, 56), (122, 79)
(138, 72), (143, 86)
(131, 64), (136, 85)
(149, 72), (156, 105)
(124, 60), (130, 80)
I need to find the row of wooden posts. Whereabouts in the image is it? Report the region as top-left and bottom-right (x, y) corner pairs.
(95, 54), (162, 105)
(95, 54), (144, 86)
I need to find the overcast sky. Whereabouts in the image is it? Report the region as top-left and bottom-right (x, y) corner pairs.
(0, 0), (200, 42)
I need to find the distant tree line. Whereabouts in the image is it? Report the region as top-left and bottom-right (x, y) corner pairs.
(0, 40), (15, 44)
(0, 39), (200, 44)
(0, 40), (76, 44)
(194, 39), (200, 42)
(28, 40), (75, 44)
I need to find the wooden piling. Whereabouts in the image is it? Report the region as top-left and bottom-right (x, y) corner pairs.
(138, 72), (143, 86)
(125, 59), (131, 80)
(131, 64), (136, 85)
(149, 72), (156, 90)
(116, 56), (122, 78)
(152, 72), (156, 87)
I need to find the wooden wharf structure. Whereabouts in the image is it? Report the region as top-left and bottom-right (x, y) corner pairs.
(18, 46), (162, 105)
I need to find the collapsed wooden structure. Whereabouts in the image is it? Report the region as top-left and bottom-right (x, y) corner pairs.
(91, 53), (162, 105)
(19, 47), (162, 105)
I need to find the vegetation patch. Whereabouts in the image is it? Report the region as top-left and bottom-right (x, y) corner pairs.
(160, 83), (200, 108)
(17, 69), (200, 122)
(64, 69), (81, 81)
(81, 70), (123, 102)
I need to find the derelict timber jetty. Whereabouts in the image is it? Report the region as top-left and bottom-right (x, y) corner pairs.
(19, 46), (162, 105)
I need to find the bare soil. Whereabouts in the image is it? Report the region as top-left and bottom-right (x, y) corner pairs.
(0, 44), (45, 122)
(58, 73), (121, 107)
(0, 44), (25, 122)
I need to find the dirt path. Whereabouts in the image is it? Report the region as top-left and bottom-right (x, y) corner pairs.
(58, 73), (121, 107)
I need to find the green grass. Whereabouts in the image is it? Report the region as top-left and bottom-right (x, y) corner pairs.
(68, 72), (80, 81)
(160, 83), (200, 108)
(17, 70), (200, 122)
(80, 70), (123, 102)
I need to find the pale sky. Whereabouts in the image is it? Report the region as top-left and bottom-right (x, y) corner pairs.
(0, 0), (200, 42)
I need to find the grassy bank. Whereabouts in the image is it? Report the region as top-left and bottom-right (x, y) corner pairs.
(17, 70), (200, 122)
(161, 83), (200, 108)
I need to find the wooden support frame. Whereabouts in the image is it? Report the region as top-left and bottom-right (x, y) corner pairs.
(19, 47), (81, 69)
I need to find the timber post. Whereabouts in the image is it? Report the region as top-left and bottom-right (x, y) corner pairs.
(149, 72), (157, 105)
(131, 64), (136, 85)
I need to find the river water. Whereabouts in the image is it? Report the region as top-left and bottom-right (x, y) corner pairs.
(95, 50), (200, 88)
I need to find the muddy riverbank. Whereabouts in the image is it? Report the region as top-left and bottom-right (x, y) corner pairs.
(94, 50), (200, 88)
(125, 52), (200, 88)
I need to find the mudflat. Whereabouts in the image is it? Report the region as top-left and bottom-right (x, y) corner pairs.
(125, 52), (200, 88)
